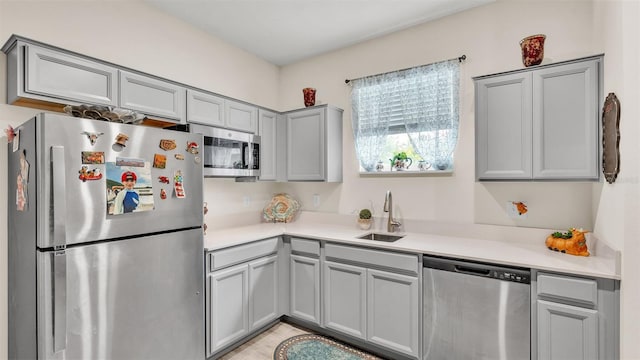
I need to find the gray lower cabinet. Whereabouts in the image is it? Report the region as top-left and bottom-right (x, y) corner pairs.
(206, 238), (281, 357)
(207, 263), (249, 356)
(119, 70), (186, 123)
(323, 243), (420, 358)
(537, 300), (598, 359)
(475, 55), (601, 181)
(248, 255), (279, 331)
(290, 254), (321, 324)
(534, 271), (619, 360)
(285, 105), (343, 182)
(367, 269), (419, 357)
(323, 261), (367, 339)
(4, 39), (118, 107)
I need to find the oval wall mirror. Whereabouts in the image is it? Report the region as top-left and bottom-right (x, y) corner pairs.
(602, 93), (620, 184)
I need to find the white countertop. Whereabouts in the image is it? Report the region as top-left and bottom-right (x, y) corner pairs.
(203, 213), (621, 280)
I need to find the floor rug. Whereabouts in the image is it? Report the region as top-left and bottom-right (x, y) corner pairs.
(273, 334), (382, 360)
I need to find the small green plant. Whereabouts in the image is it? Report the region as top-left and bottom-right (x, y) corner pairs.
(392, 151), (409, 161)
(359, 208), (372, 220)
(551, 229), (573, 239)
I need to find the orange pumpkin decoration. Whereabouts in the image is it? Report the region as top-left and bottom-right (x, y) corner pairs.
(545, 228), (589, 256)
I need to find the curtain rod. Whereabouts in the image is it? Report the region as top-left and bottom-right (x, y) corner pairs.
(344, 54), (466, 84)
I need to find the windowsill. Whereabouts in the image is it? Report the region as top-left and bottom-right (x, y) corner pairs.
(359, 169), (454, 177)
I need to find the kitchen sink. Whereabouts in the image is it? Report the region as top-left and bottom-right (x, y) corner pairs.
(357, 233), (404, 242)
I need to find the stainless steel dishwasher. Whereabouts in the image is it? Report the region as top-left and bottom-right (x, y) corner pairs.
(423, 256), (531, 360)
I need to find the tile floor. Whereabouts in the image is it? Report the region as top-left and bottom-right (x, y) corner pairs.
(219, 322), (310, 359)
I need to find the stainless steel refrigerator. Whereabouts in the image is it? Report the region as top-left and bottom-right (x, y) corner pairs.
(8, 113), (205, 359)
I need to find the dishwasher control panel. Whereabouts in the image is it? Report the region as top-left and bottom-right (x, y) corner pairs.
(493, 270), (530, 284)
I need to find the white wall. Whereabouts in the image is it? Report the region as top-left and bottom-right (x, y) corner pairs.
(592, 0), (640, 357)
(279, 0), (597, 229)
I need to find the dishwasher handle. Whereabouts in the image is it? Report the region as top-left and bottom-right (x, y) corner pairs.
(454, 265), (491, 277)
(423, 255), (531, 284)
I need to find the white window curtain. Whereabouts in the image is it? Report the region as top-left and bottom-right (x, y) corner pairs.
(402, 60), (460, 169)
(350, 72), (399, 171)
(350, 59), (460, 171)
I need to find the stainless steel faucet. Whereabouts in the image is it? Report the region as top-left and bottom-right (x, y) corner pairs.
(383, 190), (401, 232)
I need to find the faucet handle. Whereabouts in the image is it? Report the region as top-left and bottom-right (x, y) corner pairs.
(390, 218), (401, 231)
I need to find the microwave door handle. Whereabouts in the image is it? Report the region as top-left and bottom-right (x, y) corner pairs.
(51, 146), (67, 247)
(242, 143), (249, 169)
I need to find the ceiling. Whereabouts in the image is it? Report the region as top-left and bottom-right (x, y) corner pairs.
(145, 0), (494, 66)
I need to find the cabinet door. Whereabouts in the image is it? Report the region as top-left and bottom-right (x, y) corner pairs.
(207, 264), (249, 356)
(225, 100), (257, 133)
(537, 300), (598, 360)
(476, 73), (532, 179)
(287, 108), (325, 180)
(367, 269), (419, 357)
(258, 109), (278, 181)
(120, 70), (185, 122)
(186, 89), (225, 127)
(532, 60), (599, 179)
(248, 255), (279, 331)
(24, 43), (118, 106)
(290, 255), (320, 324)
(323, 261), (367, 339)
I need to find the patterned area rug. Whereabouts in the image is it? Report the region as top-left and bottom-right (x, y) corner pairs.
(273, 334), (382, 360)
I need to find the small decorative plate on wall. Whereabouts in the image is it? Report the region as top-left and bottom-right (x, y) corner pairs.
(602, 93), (621, 184)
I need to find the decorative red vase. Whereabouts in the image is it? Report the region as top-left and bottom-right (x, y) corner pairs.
(520, 34), (546, 67)
(302, 87), (316, 107)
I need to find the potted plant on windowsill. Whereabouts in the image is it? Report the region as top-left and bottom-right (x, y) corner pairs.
(358, 208), (373, 230)
(390, 152), (413, 171)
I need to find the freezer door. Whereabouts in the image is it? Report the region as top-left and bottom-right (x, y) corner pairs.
(37, 229), (204, 360)
(32, 113), (203, 247)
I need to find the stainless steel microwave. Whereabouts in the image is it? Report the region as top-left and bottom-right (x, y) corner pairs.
(189, 124), (260, 177)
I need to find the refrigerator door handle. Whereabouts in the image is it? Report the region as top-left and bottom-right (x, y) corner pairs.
(52, 250), (67, 353)
(51, 146), (67, 247)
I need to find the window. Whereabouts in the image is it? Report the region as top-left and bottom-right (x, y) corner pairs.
(350, 59), (460, 172)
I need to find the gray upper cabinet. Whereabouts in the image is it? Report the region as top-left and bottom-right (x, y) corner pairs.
(225, 100), (257, 134)
(532, 60), (599, 179)
(475, 55), (601, 181)
(4, 40), (118, 107)
(258, 109), (278, 181)
(186, 89), (257, 133)
(286, 105), (343, 182)
(119, 70), (186, 123)
(186, 89), (225, 127)
(476, 72), (532, 179)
